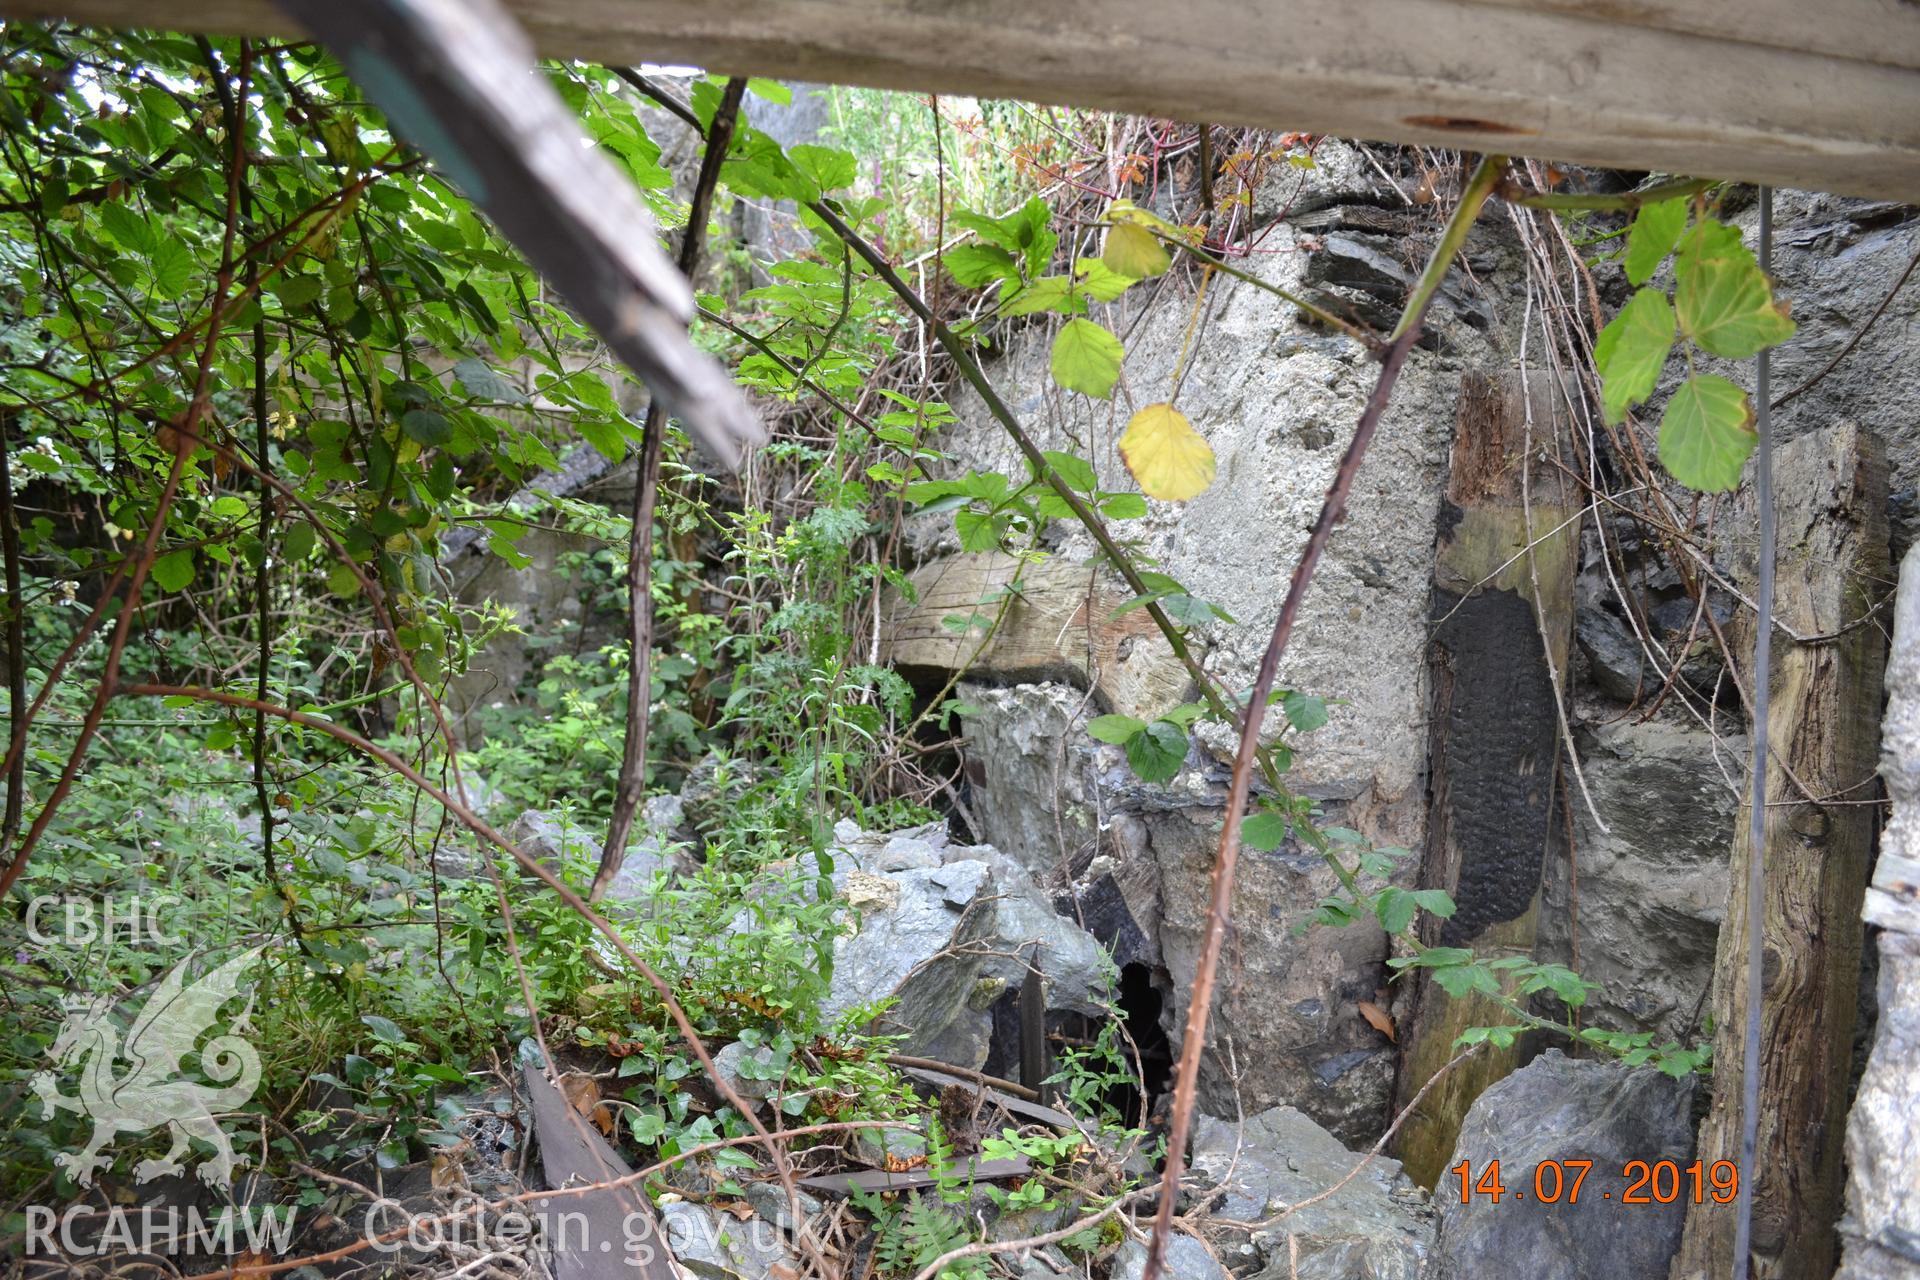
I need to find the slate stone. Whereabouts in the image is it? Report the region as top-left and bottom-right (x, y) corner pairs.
(1189, 1106), (1432, 1278)
(1432, 1050), (1695, 1280)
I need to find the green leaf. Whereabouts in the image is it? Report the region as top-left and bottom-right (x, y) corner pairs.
(1041, 450), (1097, 492)
(327, 563), (364, 597)
(400, 408), (451, 447)
(453, 356), (525, 404)
(746, 78), (792, 104)
(1123, 720), (1188, 783)
(362, 1014), (408, 1044)
(943, 244), (1019, 287)
(953, 509), (1002, 552)
(1593, 287), (1675, 424)
(789, 144), (856, 193)
(630, 1110), (668, 1144)
(999, 277), (1085, 317)
(1622, 197), (1688, 286)
(1160, 593), (1229, 626)
(1086, 714), (1146, 745)
(1659, 374), (1755, 492)
(1050, 319), (1123, 399)
(1675, 232), (1797, 360)
(1241, 812), (1290, 851)
(1073, 259), (1138, 302)
(1100, 492), (1148, 520)
(96, 201), (153, 254)
(151, 549), (194, 593)
(147, 236), (193, 300)
(1411, 888), (1457, 919)
(1373, 887), (1417, 935)
(1282, 691), (1328, 733)
(282, 521), (318, 562)
(1433, 963), (1501, 999)
(271, 276), (324, 309)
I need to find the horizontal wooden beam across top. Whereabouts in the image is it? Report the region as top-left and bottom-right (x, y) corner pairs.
(4, 0), (1918, 201)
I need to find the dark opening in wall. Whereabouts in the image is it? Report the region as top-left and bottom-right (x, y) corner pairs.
(980, 961), (1175, 1130)
(1118, 961), (1174, 1126)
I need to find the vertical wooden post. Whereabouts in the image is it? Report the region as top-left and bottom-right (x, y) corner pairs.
(1672, 424), (1889, 1280)
(1393, 369), (1579, 1187)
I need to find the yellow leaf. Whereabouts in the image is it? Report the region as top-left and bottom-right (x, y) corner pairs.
(1119, 403), (1215, 501)
(1102, 222), (1170, 279)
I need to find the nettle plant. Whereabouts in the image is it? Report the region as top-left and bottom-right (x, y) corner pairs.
(1594, 190), (1795, 491)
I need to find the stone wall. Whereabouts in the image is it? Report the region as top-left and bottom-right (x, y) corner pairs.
(926, 155), (1919, 1164)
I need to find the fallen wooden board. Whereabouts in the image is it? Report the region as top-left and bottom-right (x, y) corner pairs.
(4, 0), (1919, 200)
(898, 1065), (1079, 1130)
(880, 552), (1193, 722)
(797, 1156), (1030, 1197)
(523, 1064), (675, 1280)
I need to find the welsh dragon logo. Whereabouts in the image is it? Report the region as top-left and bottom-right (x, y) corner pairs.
(32, 946), (266, 1190)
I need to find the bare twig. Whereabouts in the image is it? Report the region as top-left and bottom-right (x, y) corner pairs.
(594, 77), (747, 901)
(0, 407), (23, 853)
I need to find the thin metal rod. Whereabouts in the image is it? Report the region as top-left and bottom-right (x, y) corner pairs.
(1733, 185), (1775, 1280)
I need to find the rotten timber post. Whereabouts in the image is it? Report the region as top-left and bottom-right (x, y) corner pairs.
(1393, 369), (1579, 1188)
(1673, 423), (1889, 1280)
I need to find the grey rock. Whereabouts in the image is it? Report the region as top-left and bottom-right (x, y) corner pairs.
(825, 819), (1113, 1065)
(743, 1180), (821, 1234)
(1190, 1106), (1432, 1279)
(503, 809), (597, 870)
(1837, 936), (1920, 1279)
(1302, 232), (1490, 331)
(1575, 605), (1645, 702)
(1017, 1245), (1077, 1279)
(680, 754), (769, 842)
(1153, 805), (1396, 1146)
(1537, 716), (1736, 1046)
(1110, 1234), (1231, 1280)
(712, 1041), (782, 1102)
(947, 840), (1115, 1018)
(957, 683), (1398, 1142)
(502, 807), (683, 899)
(1838, 542), (1920, 1279)
(660, 1199), (795, 1280)
(822, 855), (997, 1056)
(1433, 1050), (1695, 1280)
(955, 681), (1104, 885)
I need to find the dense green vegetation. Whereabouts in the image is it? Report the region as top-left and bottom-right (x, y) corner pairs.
(0, 22), (1796, 1273)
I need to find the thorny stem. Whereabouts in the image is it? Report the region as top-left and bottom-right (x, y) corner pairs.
(1141, 152), (1506, 1280)
(594, 77), (747, 901)
(0, 407), (21, 853)
(0, 60), (264, 897)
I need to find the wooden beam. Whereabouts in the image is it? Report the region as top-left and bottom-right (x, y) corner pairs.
(1672, 423), (1890, 1280)
(4, 0), (1919, 201)
(1393, 369), (1580, 1189)
(878, 551), (1193, 723)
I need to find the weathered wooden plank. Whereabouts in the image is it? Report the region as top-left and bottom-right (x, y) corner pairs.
(3, 0), (1919, 201)
(879, 552), (1193, 722)
(522, 1064), (675, 1280)
(1392, 369), (1580, 1189)
(1465, 0), (1920, 71)
(1672, 424), (1890, 1280)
